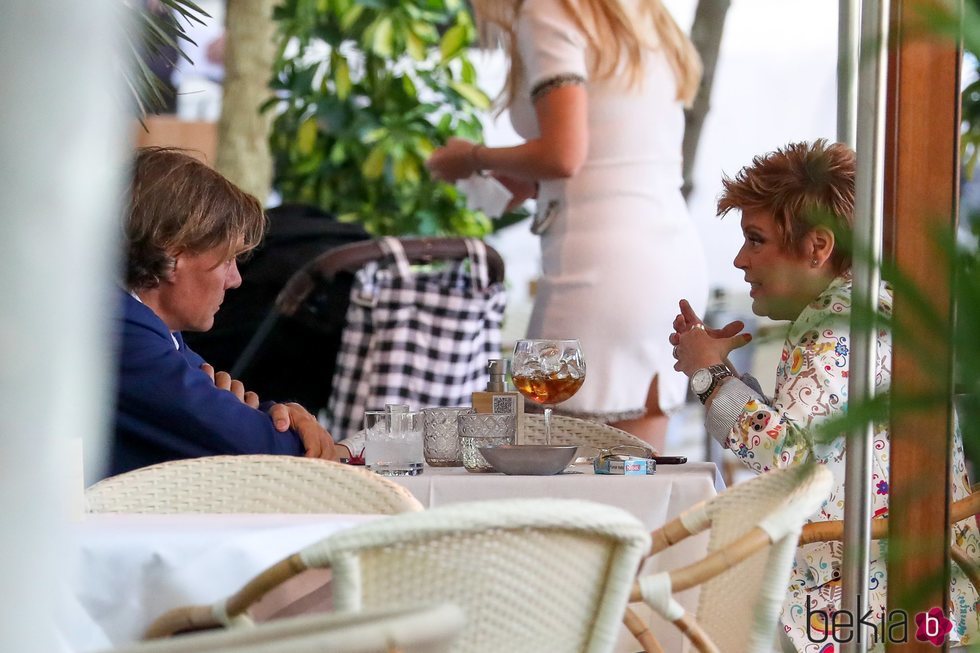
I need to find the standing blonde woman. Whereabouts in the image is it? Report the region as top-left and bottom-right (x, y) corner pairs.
(427, 0), (708, 448)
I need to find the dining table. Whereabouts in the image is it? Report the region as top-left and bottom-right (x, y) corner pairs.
(63, 462), (719, 653)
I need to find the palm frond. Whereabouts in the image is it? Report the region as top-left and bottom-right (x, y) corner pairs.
(122, 0), (210, 117)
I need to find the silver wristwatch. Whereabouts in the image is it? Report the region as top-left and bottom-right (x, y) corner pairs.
(690, 364), (733, 404)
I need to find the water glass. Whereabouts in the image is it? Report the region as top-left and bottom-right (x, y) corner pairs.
(457, 413), (516, 473)
(363, 410), (424, 476)
(422, 407), (473, 467)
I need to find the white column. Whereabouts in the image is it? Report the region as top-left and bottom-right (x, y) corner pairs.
(0, 1), (125, 650)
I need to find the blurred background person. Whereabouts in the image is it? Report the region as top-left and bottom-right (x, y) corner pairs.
(172, 0), (226, 121)
(141, 0), (179, 114)
(427, 0), (707, 451)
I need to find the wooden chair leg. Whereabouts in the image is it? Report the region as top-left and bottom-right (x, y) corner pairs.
(674, 612), (721, 653)
(623, 607), (665, 653)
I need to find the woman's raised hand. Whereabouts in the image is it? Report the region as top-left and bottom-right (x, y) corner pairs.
(426, 137), (480, 183)
(670, 299), (752, 375)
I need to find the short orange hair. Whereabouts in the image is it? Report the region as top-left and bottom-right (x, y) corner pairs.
(717, 139), (856, 274)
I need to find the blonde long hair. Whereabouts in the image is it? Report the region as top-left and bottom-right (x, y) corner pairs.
(472, 0), (702, 109)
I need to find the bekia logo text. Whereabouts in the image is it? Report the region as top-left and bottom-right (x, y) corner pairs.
(806, 596), (953, 646)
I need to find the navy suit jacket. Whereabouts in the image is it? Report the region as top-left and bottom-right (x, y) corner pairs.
(109, 289), (303, 476)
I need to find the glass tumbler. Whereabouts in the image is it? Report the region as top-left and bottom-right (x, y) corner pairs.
(363, 410), (424, 476)
(457, 413), (516, 473)
(421, 407), (473, 467)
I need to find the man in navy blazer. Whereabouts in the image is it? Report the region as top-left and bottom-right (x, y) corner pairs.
(109, 148), (344, 477)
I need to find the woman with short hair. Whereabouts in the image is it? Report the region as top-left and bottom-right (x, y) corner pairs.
(672, 139), (979, 649)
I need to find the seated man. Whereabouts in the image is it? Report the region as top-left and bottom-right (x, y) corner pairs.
(109, 147), (345, 476)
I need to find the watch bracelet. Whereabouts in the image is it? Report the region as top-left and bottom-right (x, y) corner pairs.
(697, 364), (733, 404)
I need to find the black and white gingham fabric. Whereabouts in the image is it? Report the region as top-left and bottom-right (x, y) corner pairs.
(324, 237), (506, 440)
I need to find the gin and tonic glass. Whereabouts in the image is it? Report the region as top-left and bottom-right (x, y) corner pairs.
(511, 339), (586, 445)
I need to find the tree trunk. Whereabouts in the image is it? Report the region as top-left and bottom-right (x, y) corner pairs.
(682, 0), (731, 200)
(216, 0), (276, 202)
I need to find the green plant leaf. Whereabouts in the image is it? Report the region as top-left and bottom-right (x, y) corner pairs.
(401, 74), (418, 99)
(406, 30), (427, 60)
(439, 24), (467, 62)
(334, 59), (352, 99)
(361, 144), (387, 179)
(448, 81), (490, 109)
(370, 15), (394, 57)
(340, 4), (365, 31)
(297, 117), (319, 155)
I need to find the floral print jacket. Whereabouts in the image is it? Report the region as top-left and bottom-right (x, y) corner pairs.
(704, 272), (979, 649)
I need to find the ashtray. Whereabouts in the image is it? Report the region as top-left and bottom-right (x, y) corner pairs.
(478, 445), (578, 476)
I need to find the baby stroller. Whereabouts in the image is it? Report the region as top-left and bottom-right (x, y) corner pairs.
(183, 204), (369, 413)
(310, 237), (507, 441)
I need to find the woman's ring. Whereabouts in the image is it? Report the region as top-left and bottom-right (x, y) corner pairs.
(691, 323), (706, 331)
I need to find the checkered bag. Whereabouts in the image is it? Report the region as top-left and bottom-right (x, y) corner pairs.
(324, 237), (506, 440)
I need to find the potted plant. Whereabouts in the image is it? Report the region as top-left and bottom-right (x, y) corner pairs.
(267, 0), (498, 236)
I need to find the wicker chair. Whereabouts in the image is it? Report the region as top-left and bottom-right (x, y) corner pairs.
(145, 498), (651, 653)
(523, 414), (656, 455)
(85, 455), (422, 515)
(106, 604), (463, 653)
(798, 489), (980, 596)
(623, 464), (834, 653)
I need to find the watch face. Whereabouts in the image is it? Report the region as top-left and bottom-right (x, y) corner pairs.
(691, 368), (713, 394)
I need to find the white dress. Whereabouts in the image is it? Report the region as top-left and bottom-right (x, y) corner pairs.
(510, 0), (708, 421)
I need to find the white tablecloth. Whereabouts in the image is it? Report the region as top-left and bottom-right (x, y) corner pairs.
(63, 513), (379, 652)
(393, 462), (720, 653)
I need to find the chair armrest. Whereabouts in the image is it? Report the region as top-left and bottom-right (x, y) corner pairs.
(632, 526), (773, 600)
(798, 491), (980, 545)
(649, 500), (710, 556)
(951, 545), (980, 596)
(144, 604), (232, 640)
(144, 553), (308, 639)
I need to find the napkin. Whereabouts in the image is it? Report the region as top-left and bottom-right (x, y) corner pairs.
(456, 174), (513, 218)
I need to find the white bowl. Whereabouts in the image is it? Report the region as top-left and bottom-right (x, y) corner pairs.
(478, 445), (578, 476)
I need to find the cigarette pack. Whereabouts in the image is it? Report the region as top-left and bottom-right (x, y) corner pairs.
(593, 456), (656, 475)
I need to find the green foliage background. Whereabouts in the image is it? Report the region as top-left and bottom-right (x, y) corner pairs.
(267, 0), (495, 236)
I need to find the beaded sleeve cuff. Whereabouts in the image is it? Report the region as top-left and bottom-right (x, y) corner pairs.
(531, 73), (586, 103)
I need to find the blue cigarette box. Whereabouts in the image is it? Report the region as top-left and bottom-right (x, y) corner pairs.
(594, 457), (656, 475)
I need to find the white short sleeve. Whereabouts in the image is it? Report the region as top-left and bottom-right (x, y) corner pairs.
(516, 0), (589, 98)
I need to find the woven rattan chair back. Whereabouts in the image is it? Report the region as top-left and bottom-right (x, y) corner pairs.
(85, 455), (422, 515)
(304, 499), (649, 653)
(522, 414), (656, 455)
(151, 499), (651, 652)
(110, 604), (463, 653)
(631, 464), (833, 653)
(696, 465), (831, 651)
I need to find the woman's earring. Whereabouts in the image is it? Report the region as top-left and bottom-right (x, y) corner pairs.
(811, 258), (819, 267)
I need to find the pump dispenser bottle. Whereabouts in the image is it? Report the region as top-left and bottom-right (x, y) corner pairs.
(471, 359), (525, 444)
